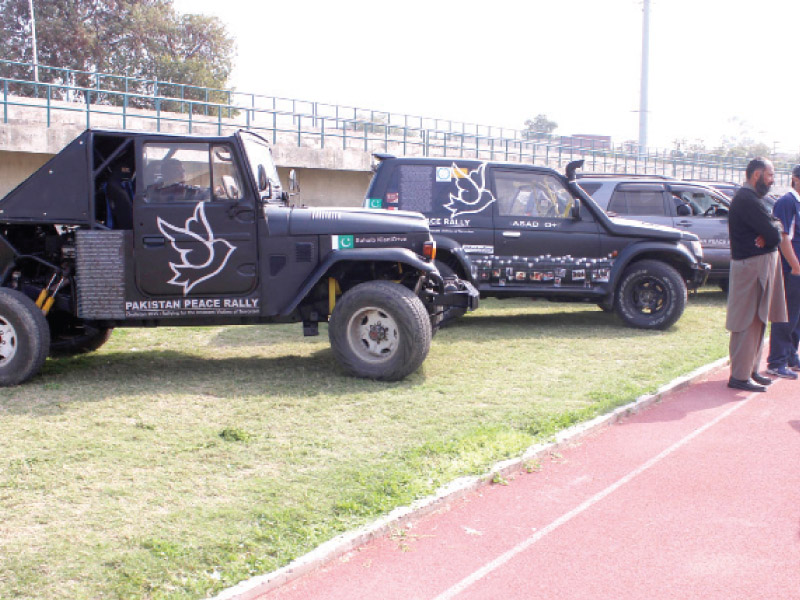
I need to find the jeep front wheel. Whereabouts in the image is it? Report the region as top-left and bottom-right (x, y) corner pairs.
(329, 281), (432, 381)
(0, 288), (51, 386)
(614, 260), (686, 330)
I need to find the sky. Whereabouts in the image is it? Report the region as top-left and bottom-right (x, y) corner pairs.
(172, 0), (800, 155)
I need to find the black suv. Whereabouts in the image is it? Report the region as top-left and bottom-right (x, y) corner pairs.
(577, 176), (731, 288)
(365, 156), (709, 330)
(0, 129), (478, 385)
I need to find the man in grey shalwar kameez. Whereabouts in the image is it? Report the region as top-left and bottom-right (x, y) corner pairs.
(726, 158), (787, 392)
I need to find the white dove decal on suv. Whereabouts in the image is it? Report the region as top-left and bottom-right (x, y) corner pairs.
(443, 162), (496, 218)
(156, 202), (236, 295)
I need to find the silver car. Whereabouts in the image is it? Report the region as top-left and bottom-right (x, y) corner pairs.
(578, 176), (731, 289)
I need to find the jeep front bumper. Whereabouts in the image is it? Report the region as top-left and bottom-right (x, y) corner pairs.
(431, 279), (480, 311)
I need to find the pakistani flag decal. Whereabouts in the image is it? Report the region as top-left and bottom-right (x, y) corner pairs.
(332, 235), (354, 250)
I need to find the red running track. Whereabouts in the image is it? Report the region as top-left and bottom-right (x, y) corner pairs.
(260, 366), (800, 600)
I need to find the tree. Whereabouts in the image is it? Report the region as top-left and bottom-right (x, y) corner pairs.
(713, 117), (773, 159)
(0, 0), (235, 107)
(523, 114), (558, 139)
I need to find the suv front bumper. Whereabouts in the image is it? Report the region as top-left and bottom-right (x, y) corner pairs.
(689, 262), (711, 290)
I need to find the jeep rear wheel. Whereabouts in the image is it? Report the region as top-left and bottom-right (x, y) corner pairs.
(0, 288), (51, 386)
(329, 281), (431, 381)
(614, 260), (686, 330)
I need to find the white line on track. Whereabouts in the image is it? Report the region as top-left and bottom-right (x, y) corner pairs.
(431, 393), (754, 600)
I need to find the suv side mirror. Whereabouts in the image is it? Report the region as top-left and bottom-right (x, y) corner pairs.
(289, 169), (300, 194)
(676, 204), (691, 217)
(570, 198), (581, 220)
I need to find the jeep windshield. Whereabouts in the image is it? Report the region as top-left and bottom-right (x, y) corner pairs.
(238, 131), (282, 202)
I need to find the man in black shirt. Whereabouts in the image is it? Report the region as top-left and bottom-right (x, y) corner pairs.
(725, 157), (787, 392)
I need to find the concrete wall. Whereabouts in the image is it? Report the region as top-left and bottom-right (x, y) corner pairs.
(0, 113), (374, 203)
(277, 167), (370, 208)
(0, 150), (52, 198)
(0, 148), (372, 206)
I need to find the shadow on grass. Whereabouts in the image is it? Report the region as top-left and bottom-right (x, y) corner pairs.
(444, 307), (655, 341)
(2, 347), (426, 415)
(440, 289), (727, 342)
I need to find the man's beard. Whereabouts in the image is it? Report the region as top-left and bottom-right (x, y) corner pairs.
(755, 175), (772, 198)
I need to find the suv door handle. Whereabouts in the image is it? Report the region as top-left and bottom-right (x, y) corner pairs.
(502, 231), (521, 238)
(676, 220), (693, 227)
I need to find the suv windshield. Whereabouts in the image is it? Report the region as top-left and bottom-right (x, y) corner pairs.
(239, 131), (281, 201)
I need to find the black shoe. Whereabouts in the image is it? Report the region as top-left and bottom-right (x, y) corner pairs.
(727, 377), (767, 392)
(751, 372), (773, 386)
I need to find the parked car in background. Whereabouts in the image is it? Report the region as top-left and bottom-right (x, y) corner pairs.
(578, 176), (731, 290)
(688, 179), (781, 209)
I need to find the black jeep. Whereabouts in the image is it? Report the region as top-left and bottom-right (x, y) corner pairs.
(365, 156), (709, 329)
(0, 129), (477, 385)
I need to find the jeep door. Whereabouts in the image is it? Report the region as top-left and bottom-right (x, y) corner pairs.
(666, 184), (730, 275)
(133, 140), (258, 298)
(490, 168), (604, 289)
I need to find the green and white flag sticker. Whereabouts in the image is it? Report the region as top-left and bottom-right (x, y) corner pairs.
(332, 235), (354, 250)
(368, 198), (382, 209)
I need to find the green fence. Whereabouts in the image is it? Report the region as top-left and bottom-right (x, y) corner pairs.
(0, 59), (792, 185)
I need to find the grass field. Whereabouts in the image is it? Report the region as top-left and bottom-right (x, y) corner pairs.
(0, 288), (729, 599)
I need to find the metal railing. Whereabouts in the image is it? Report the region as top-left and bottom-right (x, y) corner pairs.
(1, 59), (793, 185)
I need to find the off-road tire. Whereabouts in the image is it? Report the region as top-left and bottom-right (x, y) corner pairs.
(614, 259), (687, 330)
(49, 316), (112, 357)
(0, 288), (51, 386)
(329, 281), (431, 381)
(434, 260), (467, 327)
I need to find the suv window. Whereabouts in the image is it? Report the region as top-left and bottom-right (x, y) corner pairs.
(608, 184), (667, 216)
(670, 186), (724, 215)
(578, 182), (603, 197)
(385, 165), (446, 214)
(494, 170), (574, 218)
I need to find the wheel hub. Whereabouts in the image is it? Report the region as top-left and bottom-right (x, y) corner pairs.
(368, 322), (388, 343)
(0, 317), (18, 366)
(633, 279), (666, 313)
(346, 307), (399, 363)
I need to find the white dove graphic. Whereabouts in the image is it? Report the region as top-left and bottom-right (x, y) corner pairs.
(156, 202), (236, 295)
(443, 162), (496, 218)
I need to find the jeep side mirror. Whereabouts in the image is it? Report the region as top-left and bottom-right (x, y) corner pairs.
(570, 198), (581, 220)
(257, 165), (269, 193)
(289, 169), (300, 194)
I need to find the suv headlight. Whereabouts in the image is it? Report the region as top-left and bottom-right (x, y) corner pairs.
(689, 240), (703, 259)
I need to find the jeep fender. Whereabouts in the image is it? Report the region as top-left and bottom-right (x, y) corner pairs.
(280, 247), (437, 316)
